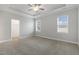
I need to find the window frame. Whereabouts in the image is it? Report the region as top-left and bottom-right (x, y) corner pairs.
(57, 15), (69, 34)
(36, 20), (41, 32)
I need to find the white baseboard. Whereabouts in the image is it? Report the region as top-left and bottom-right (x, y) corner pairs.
(0, 35), (77, 45)
(19, 35), (33, 39)
(0, 35), (33, 43)
(0, 39), (11, 43)
(35, 35), (77, 44)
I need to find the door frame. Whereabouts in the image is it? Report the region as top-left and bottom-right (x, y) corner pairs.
(11, 19), (20, 40)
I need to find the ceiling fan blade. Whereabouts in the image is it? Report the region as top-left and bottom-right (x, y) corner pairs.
(40, 8), (45, 10)
(28, 4), (41, 7)
(27, 4), (32, 7)
(28, 8), (32, 11)
(37, 4), (41, 6)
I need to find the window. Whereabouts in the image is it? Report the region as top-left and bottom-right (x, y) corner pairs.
(36, 20), (41, 32)
(57, 16), (68, 33)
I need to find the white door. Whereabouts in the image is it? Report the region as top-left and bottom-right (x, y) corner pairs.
(11, 19), (20, 39)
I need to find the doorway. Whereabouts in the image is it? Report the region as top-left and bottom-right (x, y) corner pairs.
(11, 19), (20, 39)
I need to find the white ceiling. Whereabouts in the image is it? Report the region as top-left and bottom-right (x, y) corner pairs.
(0, 4), (79, 17)
(10, 4), (66, 15)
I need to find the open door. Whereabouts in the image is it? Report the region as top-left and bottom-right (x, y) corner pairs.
(11, 19), (20, 39)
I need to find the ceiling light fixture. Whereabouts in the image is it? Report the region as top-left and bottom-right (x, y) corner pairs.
(28, 4), (45, 12)
(32, 5), (39, 11)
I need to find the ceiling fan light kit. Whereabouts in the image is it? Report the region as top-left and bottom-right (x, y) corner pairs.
(28, 4), (44, 11)
(32, 5), (39, 11)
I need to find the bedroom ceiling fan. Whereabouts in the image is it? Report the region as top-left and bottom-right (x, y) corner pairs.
(27, 4), (45, 12)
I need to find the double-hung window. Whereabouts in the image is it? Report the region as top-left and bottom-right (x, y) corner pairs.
(57, 16), (68, 33)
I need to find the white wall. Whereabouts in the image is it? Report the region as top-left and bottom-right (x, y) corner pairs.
(0, 11), (11, 41)
(0, 11), (34, 41)
(35, 8), (78, 44)
(20, 16), (34, 38)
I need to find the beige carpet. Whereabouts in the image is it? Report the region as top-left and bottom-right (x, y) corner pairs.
(0, 36), (79, 55)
